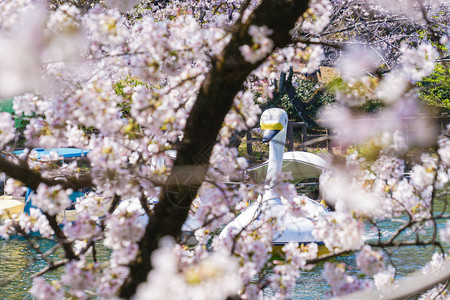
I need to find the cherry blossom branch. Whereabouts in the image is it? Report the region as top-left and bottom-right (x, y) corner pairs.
(368, 240), (445, 252)
(120, 1), (312, 297)
(306, 239), (443, 266)
(231, 208), (263, 255)
(320, 17), (413, 37)
(43, 212), (77, 260)
(0, 226), (56, 286)
(417, 0), (442, 46)
(7, 225), (67, 281)
(18, 228), (58, 265)
(137, 73), (203, 112)
(31, 259), (69, 278)
(139, 192), (152, 217)
(306, 249), (354, 264)
(100, 194), (121, 231)
(294, 37), (344, 49)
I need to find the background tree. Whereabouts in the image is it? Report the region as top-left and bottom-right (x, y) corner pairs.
(417, 64), (450, 112)
(265, 67), (335, 126)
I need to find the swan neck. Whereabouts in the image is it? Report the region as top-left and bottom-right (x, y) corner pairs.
(266, 131), (286, 182)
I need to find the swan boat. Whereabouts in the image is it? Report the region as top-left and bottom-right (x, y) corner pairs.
(219, 108), (330, 256)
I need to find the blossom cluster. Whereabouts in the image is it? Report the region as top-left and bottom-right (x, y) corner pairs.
(239, 25), (274, 64)
(299, 0), (333, 34)
(103, 198), (146, 265)
(355, 245), (397, 291)
(30, 277), (63, 300)
(0, 208), (54, 239)
(32, 184), (73, 216)
(322, 262), (372, 296)
(268, 242), (318, 298)
(136, 237), (242, 300)
(314, 208), (365, 251)
(0, 113), (15, 149)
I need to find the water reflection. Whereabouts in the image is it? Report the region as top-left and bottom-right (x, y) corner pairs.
(0, 238), (110, 299)
(271, 198), (450, 299)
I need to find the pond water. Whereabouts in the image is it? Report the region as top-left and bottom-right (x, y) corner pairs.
(1, 199), (449, 300)
(0, 239), (111, 300)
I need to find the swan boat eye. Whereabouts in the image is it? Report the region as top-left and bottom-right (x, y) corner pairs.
(262, 129), (281, 142)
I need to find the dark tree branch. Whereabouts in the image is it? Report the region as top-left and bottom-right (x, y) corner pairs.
(295, 37), (344, 49)
(43, 212), (77, 260)
(0, 155), (93, 191)
(31, 259), (69, 278)
(277, 67), (319, 127)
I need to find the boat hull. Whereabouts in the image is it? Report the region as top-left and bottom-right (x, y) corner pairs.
(272, 242), (330, 258)
(0, 196), (25, 220)
(246, 151), (328, 185)
(218, 196), (330, 258)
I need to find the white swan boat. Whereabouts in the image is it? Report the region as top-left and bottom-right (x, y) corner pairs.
(219, 108), (330, 256)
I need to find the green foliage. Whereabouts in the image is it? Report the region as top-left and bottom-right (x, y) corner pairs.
(0, 98), (30, 132)
(328, 77), (384, 113)
(114, 77), (150, 139)
(360, 100), (384, 113)
(114, 77), (148, 118)
(416, 64), (450, 112)
(15, 116), (30, 133)
(300, 80), (335, 117)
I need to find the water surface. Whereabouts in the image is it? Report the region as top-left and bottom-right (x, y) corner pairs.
(1, 199), (449, 299)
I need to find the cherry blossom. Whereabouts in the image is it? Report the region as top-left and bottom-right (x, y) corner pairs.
(356, 245), (385, 276)
(322, 262), (372, 296)
(299, 0), (332, 34)
(418, 284), (450, 300)
(422, 253), (447, 276)
(240, 25), (274, 63)
(373, 265), (396, 291)
(32, 184), (73, 216)
(401, 43), (439, 82)
(30, 277), (64, 300)
(136, 237), (241, 300)
(314, 209), (365, 251)
(62, 257), (98, 292)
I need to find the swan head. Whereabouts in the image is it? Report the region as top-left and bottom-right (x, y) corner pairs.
(260, 108), (288, 142)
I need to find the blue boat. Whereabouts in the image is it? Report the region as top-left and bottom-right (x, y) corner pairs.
(12, 147), (89, 159)
(1, 148), (92, 223)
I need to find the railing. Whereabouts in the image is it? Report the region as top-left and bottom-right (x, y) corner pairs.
(245, 121), (332, 155)
(245, 113), (450, 156)
(340, 259), (450, 300)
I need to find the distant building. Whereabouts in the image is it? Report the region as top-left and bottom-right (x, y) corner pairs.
(292, 65), (340, 84)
